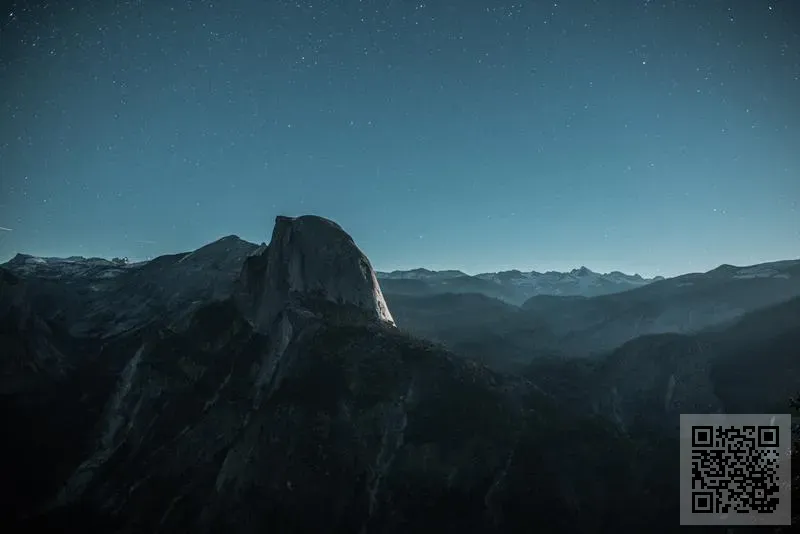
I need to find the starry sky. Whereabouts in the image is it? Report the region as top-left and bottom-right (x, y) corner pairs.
(1, 0), (798, 277)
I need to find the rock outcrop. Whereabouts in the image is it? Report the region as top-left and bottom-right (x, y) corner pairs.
(238, 215), (395, 332)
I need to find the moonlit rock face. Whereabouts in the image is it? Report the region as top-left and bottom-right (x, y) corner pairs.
(247, 215), (395, 328)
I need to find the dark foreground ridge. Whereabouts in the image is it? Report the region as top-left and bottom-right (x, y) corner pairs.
(0, 215), (794, 533)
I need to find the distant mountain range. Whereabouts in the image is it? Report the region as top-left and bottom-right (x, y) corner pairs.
(377, 267), (665, 304)
(385, 258), (800, 365)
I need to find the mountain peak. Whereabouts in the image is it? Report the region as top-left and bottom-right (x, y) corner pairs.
(239, 215), (395, 330)
(571, 266), (594, 276)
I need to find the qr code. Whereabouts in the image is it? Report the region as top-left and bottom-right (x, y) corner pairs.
(680, 414), (791, 526)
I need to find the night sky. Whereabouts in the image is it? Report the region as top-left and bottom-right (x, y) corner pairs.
(1, 0), (798, 277)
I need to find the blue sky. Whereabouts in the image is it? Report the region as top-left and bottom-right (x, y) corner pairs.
(1, 0), (798, 277)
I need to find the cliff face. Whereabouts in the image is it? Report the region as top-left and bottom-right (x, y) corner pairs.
(0, 216), (687, 534)
(238, 215), (395, 332)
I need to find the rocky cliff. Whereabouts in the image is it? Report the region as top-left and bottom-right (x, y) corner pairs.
(238, 215), (395, 332)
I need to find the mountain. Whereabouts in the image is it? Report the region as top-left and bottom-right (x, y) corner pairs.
(378, 273), (522, 303)
(522, 295), (800, 436)
(380, 258), (800, 370)
(519, 258), (800, 356)
(377, 266), (663, 305)
(385, 293), (559, 373)
(475, 266), (663, 299)
(0, 215), (684, 534)
(520, 296), (800, 526)
(385, 293), (544, 372)
(379, 268), (470, 281)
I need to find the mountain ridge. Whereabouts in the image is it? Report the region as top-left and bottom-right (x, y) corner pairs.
(375, 267), (664, 304)
(377, 265), (663, 281)
(377, 262), (792, 305)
